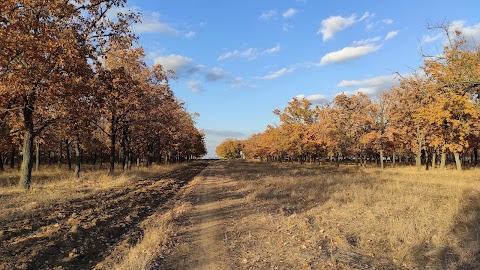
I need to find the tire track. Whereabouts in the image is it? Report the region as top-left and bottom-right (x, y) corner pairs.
(0, 162), (208, 270)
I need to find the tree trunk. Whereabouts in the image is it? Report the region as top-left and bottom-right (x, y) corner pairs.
(0, 152), (4, 171)
(10, 146), (15, 169)
(379, 149), (384, 169)
(474, 147), (478, 166)
(416, 148), (421, 171)
(431, 152), (436, 169)
(392, 152), (396, 166)
(425, 150), (430, 171)
(19, 106), (35, 189)
(99, 149), (103, 168)
(335, 153), (340, 167)
(58, 140), (62, 168)
(109, 131), (116, 174)
(120, 126), (128, 171)
(73, 132), (81, 178)
(35, 142), (40, 172)
(440, 151), (446, 170)
(454, 152), (462, 171)
(66, 139), (72, 170)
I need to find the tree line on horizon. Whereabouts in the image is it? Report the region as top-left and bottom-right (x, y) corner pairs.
(0, 0), (206, 189)
(217, 27), (480, 171)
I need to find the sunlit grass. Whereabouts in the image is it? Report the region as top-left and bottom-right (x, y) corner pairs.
(0, 163), (184, 221)
(222, 160), (480, 268)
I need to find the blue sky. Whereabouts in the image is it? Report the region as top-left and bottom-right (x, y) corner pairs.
(120, 0), (480, 157)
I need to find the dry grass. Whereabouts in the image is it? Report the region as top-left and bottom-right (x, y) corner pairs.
(217, 161), (480, 269)
(0, 164), (184, 221)
(111, 175), (204, 270)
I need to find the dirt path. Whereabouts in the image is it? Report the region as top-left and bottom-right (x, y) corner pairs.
(157, 163), (250, 270)
(0, 162), (208, 270)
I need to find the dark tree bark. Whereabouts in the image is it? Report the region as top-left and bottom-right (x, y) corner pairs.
(474, 147), (478, 166)
(66, 139), (72, 170)
(0, 152), (4, 171)
(10, 146), (15, 169)
(58, 140), (62, 168)
(19, 105), (35, 189)
(35, 142), (40, 172)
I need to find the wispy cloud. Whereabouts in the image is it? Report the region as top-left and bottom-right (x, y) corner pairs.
(382, 19), (394, 25)
(422, 32), (443, 44)
(450, 21), (480, 45)
(187, 80), (204, 93)
(353, 36), (382, 45)
(320, 45), (381, 65)
(185, 31), (196, 38)
(204, 129), (248, 138)
(257, 67), (295, 80)
(259, 9), (277, 20)
(283, 8), (299, 19)
(132, 12), (179, 35)
(295, 94), (328, 104)
(217, 44), (281, 61)
(336, 74), (402, 96)
(318, 12), (371, 41)
(283, 23), (294, 32)
(154, 54), (193, 73)
(385, 30), (399, 40)
(206, 68), (228, 82)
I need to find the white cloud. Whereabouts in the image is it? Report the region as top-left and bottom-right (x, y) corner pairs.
(320, 45), (381, 65)
(259, 10), (277, 20)
(206, 68), (228, 82)
(340, 87), (378, 96)
(337, 74), (398, 88)
(336, 74), (402, 96)
(105, 6), (140, 20)
(421, 21), (480, 48)
(187, 80), (204, 93)
(295, 94), (328, 104)
(217, 44), (281, 61)
(204, 129), (248, 138)
(283, 8), (299, 18)
(283, 23), (294, 32)
(353, 36), (381, 45)
(185, 31), (196, 38)
(263, 44), (281, 55)
(385, 30), (399, 40)
(422, 32), (443, 44)
(132, 12), (178, 35)
(382, 19), (394, 25)
(258, 67), (295, 80)
(154, 54), (193, 73)
(319, 12), (371, 41)
(450, 21), (480, 45)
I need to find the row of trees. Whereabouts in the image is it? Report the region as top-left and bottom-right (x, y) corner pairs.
(0, 1), (206, 189)
(217, 28), (479, 171)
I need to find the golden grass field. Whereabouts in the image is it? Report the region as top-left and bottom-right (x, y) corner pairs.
(1, 161), (479, 269)
(211, 161), (480, 269)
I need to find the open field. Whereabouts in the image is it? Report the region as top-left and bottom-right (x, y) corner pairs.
(159, 161), (480, 270)
(1, 160), (480, 269)
(0, 162), (208, 269)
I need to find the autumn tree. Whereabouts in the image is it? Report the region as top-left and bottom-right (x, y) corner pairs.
(216, 139), (244, 159)
(0, 0), (137, 188)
